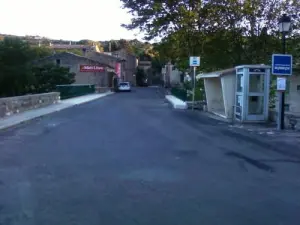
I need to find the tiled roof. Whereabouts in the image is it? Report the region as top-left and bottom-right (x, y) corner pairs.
(34, 52), (114, 69)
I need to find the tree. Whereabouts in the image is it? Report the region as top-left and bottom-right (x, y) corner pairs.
(119, 39), (134, 54)
(31, 46), (53, 58)
(78, 39), (104, 52)
(78, 39), (94, 45)
(0, 37), (36, 96)
(0, 37), (76, 97)
(135, 68), (146, 86)
(32, 64), (75, 93)
(121, 0), (300, 70)
(55, 48), (85, 56)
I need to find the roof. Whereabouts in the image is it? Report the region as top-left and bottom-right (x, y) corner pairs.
(198, 68), (235, 78)
(49, 44), (93, 50)
(88, 51), (125, 62)
(198, 64), (271, 78)
(235, 64), (271, 69)
(35, 52), (114, 69)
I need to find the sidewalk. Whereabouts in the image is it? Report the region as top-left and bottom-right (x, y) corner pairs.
(0, 92), (113, 130)
(179, 110), (300, 159)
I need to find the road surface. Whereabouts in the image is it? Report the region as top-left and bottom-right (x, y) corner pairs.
(0, 88), (300, 225)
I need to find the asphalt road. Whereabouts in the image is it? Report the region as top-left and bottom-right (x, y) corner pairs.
(0, 88), (300, 225)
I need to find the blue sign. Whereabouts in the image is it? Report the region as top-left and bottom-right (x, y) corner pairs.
(189, 56), (200, 67)
(272, 54), (293, 75)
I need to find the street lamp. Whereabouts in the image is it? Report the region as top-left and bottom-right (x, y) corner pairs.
(279, 14), (292, 54)
(278, 14), (292, 130)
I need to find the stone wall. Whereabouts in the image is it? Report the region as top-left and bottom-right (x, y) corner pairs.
(0, 92), (60, 118)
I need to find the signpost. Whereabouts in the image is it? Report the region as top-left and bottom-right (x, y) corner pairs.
(189, 56), (200, 110)
(272, 54), (293, 76)
(272, 54), (293, 130)
(277, 77), (286, 91)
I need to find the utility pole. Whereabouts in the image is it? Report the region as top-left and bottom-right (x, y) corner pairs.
(277, 14), (292, 130)
(280, 31), (286, 129)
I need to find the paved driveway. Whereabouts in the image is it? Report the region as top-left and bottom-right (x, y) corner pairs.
(0, 88), (300, 225)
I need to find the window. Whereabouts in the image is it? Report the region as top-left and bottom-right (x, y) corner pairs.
(248, 96), (264, 114)
(56, 59), (61, 66)
(249, 74), (264, 92)
(236, 74), (243, 92)
(119, 82), (129, 87)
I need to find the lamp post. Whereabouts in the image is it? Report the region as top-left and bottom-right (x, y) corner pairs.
(278, 14), (292, 130)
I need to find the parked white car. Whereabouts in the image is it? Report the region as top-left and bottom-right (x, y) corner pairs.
(118, 82), (131, 92)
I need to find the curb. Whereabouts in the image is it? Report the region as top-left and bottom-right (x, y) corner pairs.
(165, 95), (188, 110)
(0, 92), (114, 132)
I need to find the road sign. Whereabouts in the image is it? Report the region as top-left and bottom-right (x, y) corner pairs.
(272, 54), (293, 75)
(277, 77), (286, 91)
(189, 56), (200, 67)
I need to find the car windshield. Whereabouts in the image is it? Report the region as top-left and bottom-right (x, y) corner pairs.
(119, 82), (129, 86)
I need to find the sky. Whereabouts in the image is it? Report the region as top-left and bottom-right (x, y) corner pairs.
(0, 0), (144, 41)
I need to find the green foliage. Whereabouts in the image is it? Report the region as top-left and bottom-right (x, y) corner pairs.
(171, 87), (187, 101)
(121, 0), (300, 71)
(0, 37), (75, 97)
(151, 57), (163, 74)
(100, 39), (154, 57)
(55, 48), (84, 56)
(0, 37), (36, 96)
(78, 39), (95, 45)
(57, 85), (95, 100)
(135, 68), (146, 86)
(30, 46), (52, 58)
(32, 64), (75, 93)
(78, 39), (104, 52)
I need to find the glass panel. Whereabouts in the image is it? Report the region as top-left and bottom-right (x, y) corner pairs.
(235, 95), (242, 114)
(249, 74), (264, 92)
(248, 96), (264, 114)
(236, 74), (243, 92)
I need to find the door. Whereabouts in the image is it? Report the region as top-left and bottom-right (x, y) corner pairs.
(246, 73), (266, 120)
(235, 72), (244, 120)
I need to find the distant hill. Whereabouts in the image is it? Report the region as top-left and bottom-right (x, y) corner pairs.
(0, 33), (154, 58)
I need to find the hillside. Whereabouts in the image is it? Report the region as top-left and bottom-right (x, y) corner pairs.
(0, 33), (154, 57)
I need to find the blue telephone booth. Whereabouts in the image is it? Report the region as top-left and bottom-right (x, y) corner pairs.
(234, 65), (271, 122)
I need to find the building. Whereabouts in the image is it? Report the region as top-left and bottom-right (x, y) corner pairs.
(281, 75), (300, 113)
(138, 54), (151, 71)
(138, 54), (152, 85)
(35, 52), (115, 90)
(111, 49), (138, 86)
(86, 51), (125, 86)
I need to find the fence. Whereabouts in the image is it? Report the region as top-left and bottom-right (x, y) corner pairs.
(56, 84), (95, 99)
